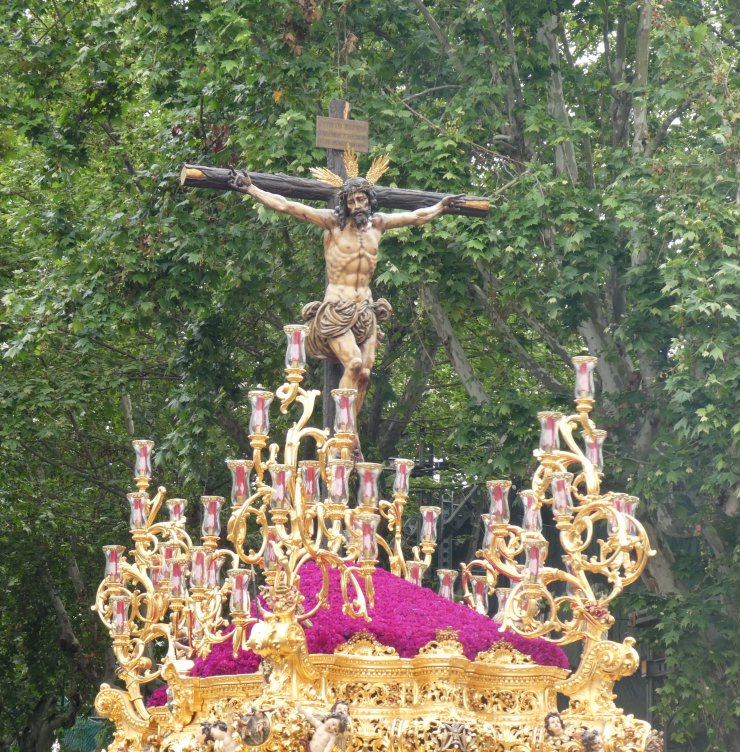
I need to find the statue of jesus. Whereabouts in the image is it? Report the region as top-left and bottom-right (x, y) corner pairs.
(228, 154), (463, 430)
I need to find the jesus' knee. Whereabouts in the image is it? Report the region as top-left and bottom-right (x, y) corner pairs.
(346, 357), (363, 381)
(358, 368), (371, 390)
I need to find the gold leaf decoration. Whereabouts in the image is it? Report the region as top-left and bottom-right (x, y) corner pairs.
(365, 154), (390, 185)
(309, 167), (344, 187)
(343, 146), (359, 179)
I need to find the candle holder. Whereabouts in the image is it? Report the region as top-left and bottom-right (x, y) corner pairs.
(460, 353), (656, 727)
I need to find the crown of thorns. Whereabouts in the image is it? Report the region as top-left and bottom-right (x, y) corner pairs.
(310, 146), (390, 188)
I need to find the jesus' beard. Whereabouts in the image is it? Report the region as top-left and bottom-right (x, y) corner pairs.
(351, 209), (371, 227)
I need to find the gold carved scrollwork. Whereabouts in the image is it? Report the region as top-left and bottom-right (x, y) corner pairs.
(347, 719), (391, 752)
(605, 714), (660, 752)
(331, 681), (403, 706)
(474, 640), (534, 666)
(401, 718), (499, 752)
(334, 630), (399, 657)
(418, 628), (465, 656)
(417, 682), (464, 705)
(96, 684), (152, 747)
(557, 638), (639, 716)
(468, 690), (538, 714)
(495, 724), (532, 752)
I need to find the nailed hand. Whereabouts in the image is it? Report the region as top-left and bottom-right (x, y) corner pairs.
(441, 193), (467, 211)
(227, 169), (252, 193)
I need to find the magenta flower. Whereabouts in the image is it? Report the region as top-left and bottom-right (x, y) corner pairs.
(147, 564), (568, 702)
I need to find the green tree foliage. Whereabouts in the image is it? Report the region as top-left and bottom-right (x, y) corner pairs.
(1, 1), (737, 750)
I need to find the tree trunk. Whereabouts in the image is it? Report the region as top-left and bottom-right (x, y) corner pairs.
(20, 695), (80, 752)
(632, 0), (654, 155)
(377, 340), (439, 459)
(420, 285), (489, 404)
(538, 15), (579, 184)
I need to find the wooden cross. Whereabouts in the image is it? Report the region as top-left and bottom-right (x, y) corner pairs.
(179, 164), (489, 217)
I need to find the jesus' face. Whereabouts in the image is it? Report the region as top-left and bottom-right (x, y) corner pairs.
(346, 191), (371, 226)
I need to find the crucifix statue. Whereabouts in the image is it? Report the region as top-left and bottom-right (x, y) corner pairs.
(180, 116), (488, 448)
(226, 150), (465, 430)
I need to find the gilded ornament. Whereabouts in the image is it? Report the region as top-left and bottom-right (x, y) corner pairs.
(334, 630), (398, 657)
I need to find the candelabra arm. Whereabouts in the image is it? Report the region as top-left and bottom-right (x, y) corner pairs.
(479, 528), (527, 582)
(252, 443), (266, 482)
(228, 488), (272, 564)
(338, 566), (370, 620)
(559, 414), (601, 494)
(94, 684), (150, 740)
(145, 486), (167, 528)
(295, 426), (330, 456)
(376, 534), (395, 564)
(411, 544), (434, 571)
(275, 380), (302, 413)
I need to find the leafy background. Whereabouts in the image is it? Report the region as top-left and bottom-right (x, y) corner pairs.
(0, 0), (738, 750)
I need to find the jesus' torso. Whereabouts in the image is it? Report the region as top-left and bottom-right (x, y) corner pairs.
(323, 218), (384, 303)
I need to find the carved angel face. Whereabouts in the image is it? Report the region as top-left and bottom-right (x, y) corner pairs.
(332, 701), (349, 716)
(545, 715), (564, 735)
(325, 719), (341, 734)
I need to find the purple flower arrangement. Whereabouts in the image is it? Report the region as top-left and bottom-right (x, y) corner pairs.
(148, 685), (168, 707)
(147, 564), (568, 706)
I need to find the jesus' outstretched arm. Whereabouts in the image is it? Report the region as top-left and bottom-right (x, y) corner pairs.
(373, 193), (466, 230)
(228, 172), (336, 229)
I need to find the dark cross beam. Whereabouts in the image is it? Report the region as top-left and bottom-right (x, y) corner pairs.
(179, 169), (491, 218)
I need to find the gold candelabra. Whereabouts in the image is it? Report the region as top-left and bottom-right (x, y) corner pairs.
(93, 324), (439, 714)
(460, 356), (654, 646)
(92, 343), (663, 752)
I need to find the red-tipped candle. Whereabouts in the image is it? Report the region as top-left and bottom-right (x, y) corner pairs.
(393, 458), (415, 496)
(405, 560), (427, 586)
(549, 472), (574, 515)
(248, 389), (274, 436)
(572, 356), (598, 400)
(284, 324), (308, 369)
(537, 412), (563, 452)
(419, 505), (441, 544)
(132, 440), (154, 479)
(520, 490), (542, 533)
(331, 388), (356, 434)
(201, 496), (224, 537)
(299, 461), (320, 506)
(486, 480), (511, 523)
(437, 568), (457, 601)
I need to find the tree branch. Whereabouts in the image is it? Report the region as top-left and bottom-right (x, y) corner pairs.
(632, 0), (654, 155)
(411, 0), (453, 58)
(475, 263), (574, 369)
(402, 85), (462, 102)
(469, 283), (569, 395)
(645, 99), (693, 158)
(42, 569), (99, 684)
(121, 392), (135, 438)
(537, 15), (579, 184)
(100, 121), (144, 193)
(420, 285), (489, 404)
(384, 87), (513, 157)
(377, 339), (439, 459)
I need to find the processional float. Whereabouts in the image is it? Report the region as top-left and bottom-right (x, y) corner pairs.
(93, 325), (663, 752)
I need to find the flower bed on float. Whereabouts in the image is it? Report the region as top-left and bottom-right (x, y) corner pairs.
(148, 564), (568, 705)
